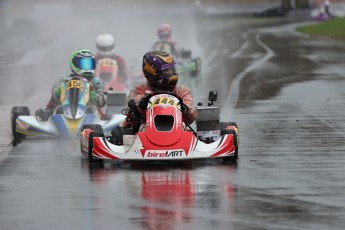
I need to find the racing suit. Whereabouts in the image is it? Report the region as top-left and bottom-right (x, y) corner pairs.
(35, 74), (107, 121)
(95, 52), (128, 82)
(152, 40), (181, 60)
(123, 82), (197, 131)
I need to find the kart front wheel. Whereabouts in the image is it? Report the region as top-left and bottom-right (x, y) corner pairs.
(81, 124), (104, 155)
(11, 106), (30, 142)
(88, 132), (105, 165)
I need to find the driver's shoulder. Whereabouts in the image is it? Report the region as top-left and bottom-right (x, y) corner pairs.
(174, 85), (193, 97)
(175, 84), (191, 91)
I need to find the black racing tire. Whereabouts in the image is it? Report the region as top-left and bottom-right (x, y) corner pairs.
(111, 126), (123, 145)
(80, 124), (103, 157)
(221, 128), (238, 162)
(88, 132), (105, 166)
(11, 106), (30, 142)
(220, 121), (238, 132)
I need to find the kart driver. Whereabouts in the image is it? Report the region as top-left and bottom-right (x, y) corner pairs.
(35, 49), (108, 121)
(122, 50), (197, 133)
(152, 24), (181, 59)
(95, 33), (128, 82)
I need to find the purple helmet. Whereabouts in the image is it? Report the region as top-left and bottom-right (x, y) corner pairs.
(142, 50), (178, 90)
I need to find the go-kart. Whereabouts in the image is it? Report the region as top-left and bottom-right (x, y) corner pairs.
(95, 58), (129, 109)
(310, 7), (336, 21)
(177, 49), (202, 78)
(80, 91), (239, 165)
(11, 76), (126, 141)
(152, 40), (201, 77)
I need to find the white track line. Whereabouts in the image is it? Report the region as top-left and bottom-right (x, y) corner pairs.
(225, 31), (275, 109)
(224, 29), (345, 137)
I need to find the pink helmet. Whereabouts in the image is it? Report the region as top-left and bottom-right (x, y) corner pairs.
(157, 23), (172, 40)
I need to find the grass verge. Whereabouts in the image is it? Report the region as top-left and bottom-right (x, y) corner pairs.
(296, 16), (345, 39)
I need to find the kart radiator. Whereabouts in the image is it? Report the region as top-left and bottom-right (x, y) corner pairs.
(196, 106), (220, 131)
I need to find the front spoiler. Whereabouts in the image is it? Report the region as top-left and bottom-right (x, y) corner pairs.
(16, 114), (126, 138)
(91, 133), (236, 161)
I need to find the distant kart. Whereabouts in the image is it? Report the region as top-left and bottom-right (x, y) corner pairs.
(177, 49), (202, 78)
(311, 9), (336, 21)
(80, 91), (239, 165)
(95, 58), (129, 108)
(11, 76), (125, 141)
(127, 68), (146, 88)
(153, 41), (201, 77)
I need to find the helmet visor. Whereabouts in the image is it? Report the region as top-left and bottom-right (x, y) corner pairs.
(161, 61), (176, 71)
(77, 58), (96, 70)
(162, 66), (177, 75)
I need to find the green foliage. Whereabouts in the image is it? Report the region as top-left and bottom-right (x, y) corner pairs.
(296, 16), (345, 39)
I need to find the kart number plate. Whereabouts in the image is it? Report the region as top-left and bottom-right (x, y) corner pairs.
(149, 95), (180, 109)
(66, 80), (84, 91)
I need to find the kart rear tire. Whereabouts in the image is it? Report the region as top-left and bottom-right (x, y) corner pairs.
(11, 106), (30, 142)
(221, 129), (238, 162)
(88, 132), (105, 165)
(220, 121), (238, 132)
(111, 126), (123, 145)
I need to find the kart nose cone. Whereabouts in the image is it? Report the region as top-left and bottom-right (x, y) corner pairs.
(145, 107), (182, 146)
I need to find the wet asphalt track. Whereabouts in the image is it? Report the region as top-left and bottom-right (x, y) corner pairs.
(1, 1), (345, 229)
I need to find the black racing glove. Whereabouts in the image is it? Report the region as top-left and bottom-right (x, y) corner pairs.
(138, 93), (152, 111)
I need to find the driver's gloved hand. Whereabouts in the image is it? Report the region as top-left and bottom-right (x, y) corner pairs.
(138, 98), (147, 111)
(138, 93), (152, 111)
(96, 94), (106, 108)
(35, 108), (50, 121)
(181, 104), (189, 116)
(138, 95), (152, 116)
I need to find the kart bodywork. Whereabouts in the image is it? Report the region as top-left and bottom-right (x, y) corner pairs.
(11, 76), (126, 141)
(81, 91), (239, 164)
(95, 58), (129, 110)
(177, 50), (201, 78)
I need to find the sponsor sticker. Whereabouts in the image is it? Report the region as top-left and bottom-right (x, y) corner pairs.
(144, 149), (186, 158)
